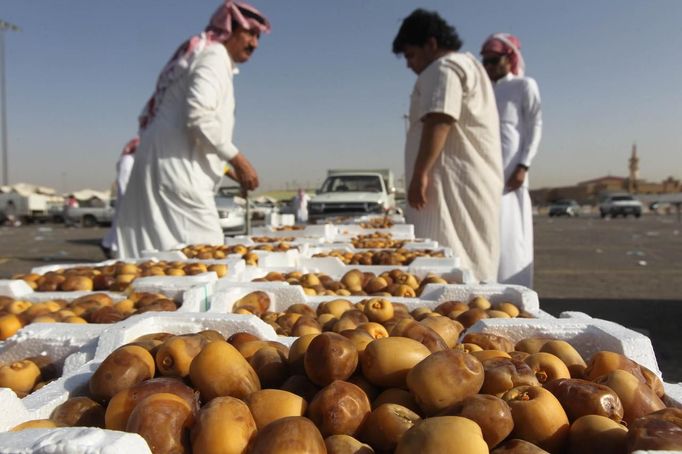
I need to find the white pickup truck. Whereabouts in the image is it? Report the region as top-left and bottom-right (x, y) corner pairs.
(308, 169), (398, 222)
(64, 201), (115, 227)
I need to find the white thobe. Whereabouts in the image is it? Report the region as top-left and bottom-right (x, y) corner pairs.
(102, 153), (135, 251)
(293, 193), (310, 223)
(115, 44), (240, 258)
(494, 72), (543, 287)
(405, 53), (503, 283)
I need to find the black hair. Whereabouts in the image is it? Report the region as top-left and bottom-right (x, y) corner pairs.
(392, 9), (462, 54)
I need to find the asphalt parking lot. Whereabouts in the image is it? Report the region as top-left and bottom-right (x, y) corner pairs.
(0, 214), (681, 380)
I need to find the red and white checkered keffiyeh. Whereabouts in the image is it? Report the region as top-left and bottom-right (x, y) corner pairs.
(121, 137), (139, 155)
(481, 33), (525, 76)
(138, 1), (271, 131)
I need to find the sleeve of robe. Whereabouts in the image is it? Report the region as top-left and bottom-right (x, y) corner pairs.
(518, 77), (542, 167)
(186, 46), (239, 161)
(416, 60), (463, 122)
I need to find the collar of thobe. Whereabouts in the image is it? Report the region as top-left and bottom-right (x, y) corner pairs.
(226, 52), (240, 76)
(495, 72), (516, 84)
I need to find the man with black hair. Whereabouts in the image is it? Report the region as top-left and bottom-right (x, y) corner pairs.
(393, 9), (503, 283)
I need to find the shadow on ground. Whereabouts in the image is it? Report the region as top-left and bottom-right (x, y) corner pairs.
(541, 298), (682, 383)
(65, 238), (105, 247)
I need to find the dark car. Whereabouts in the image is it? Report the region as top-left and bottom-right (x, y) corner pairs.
(548, 199), (581, 217)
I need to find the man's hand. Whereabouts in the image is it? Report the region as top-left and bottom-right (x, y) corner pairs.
(506, 165), (527, 192)
(408, 171), (429, 210)
(229, 153), (259, 195)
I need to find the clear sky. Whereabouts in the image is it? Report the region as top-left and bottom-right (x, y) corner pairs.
(2, 0), (682, 193)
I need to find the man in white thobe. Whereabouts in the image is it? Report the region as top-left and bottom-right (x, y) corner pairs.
(101, 137), (138, 258)
(481, 33), (543, 288)
(293, 188), (310, 224)
(115, 2), (270, 258)
(393, 9), (503, 283)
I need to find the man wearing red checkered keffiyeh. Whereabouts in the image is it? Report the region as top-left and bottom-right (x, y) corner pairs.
(115, 1), (270, 259)
(481, 33), (543, 288)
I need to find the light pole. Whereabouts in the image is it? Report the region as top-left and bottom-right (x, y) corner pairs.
(0, 20), (20, 187)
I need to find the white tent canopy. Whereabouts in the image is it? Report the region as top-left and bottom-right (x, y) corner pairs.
(0, 182), (58, 196)
(71, 189), (110, 201)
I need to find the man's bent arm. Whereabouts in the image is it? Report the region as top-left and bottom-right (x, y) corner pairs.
(408, 112), (454, 209)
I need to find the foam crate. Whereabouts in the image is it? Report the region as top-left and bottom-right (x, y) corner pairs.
(0, 312), (279, 434)
(224, 235), (326, 247)
(419, 283), (541, 317)
(466, 314), (662, 378)
(290, 259), (471, 285)
(332, 223), (415, 240)
(30, 258), (242, 287)
(0, 428), (152, 453)
(249, 224), (337, 240)
(92, 311), (278, 361)
(207, 283), (547, 322)
(0, 280), (34, 298)
(300, 250), (460, 269)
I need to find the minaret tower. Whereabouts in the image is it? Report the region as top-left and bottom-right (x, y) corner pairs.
(628, 143), (639, 193)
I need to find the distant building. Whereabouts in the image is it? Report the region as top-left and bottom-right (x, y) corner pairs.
(531, 143), (681, 205)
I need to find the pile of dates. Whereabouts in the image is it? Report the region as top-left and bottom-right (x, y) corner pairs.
(351, 233), (406, 249)
(12, 327), (680, 453)
(13, 261), (228, 293)
(232, 291), (528, 337)
(0, 356), (58, 397)
(312, 248), (446, 266)
(0, 292), (177, 340)
(182, 243), (295, 264)
(251, 269), (454, 297)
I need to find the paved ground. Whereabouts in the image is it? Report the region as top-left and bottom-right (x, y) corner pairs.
(1, 214), (681, 380)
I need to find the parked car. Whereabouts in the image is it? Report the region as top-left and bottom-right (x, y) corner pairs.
(548, 199), (581, 217)
(599, 194), (643, 218)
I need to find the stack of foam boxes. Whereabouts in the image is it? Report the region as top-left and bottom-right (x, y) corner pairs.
(0, 216), (679, 453)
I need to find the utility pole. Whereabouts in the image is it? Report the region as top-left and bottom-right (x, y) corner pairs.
(0, 20), (20, 186)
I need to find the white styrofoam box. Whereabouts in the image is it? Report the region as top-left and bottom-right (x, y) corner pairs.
(0, 280), (33, 298)
(0, 323), (105, 374)
(265, 212), (295, 227)
(129, 271), (218, 306)
(319, 239), (440, 249)
(30, 260), (118, 276)
(0, 388), (31, 434)
(419, 283), (540, 316)
(300, 253), (460, 270)
(224, 234), (326, 247)
(286, 258), (471, 285)
(466, 316), (662, 378)
(0, 427), (152, 453)
(247, 249), (300, 268)
(664, 382), (682, 409)
(347, 214), (407, 225)
(206, 283), (548, 323)
(303, 244), (454, 258)
(233, 261), (471, 287)
(92, 311), (278, 361)
(250, 224), (337, 240)
(0, 312), (280, 433)
(0, 427), (151, 454)
(234, 265), (314, 285)
(332, 223), (415, 240)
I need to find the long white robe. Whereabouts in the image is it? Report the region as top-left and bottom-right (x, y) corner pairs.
(494, 72), (542, 287)
(115, 44), (240, 258)
(101, 153), (134, 251)
(405, 53), (503, 283)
